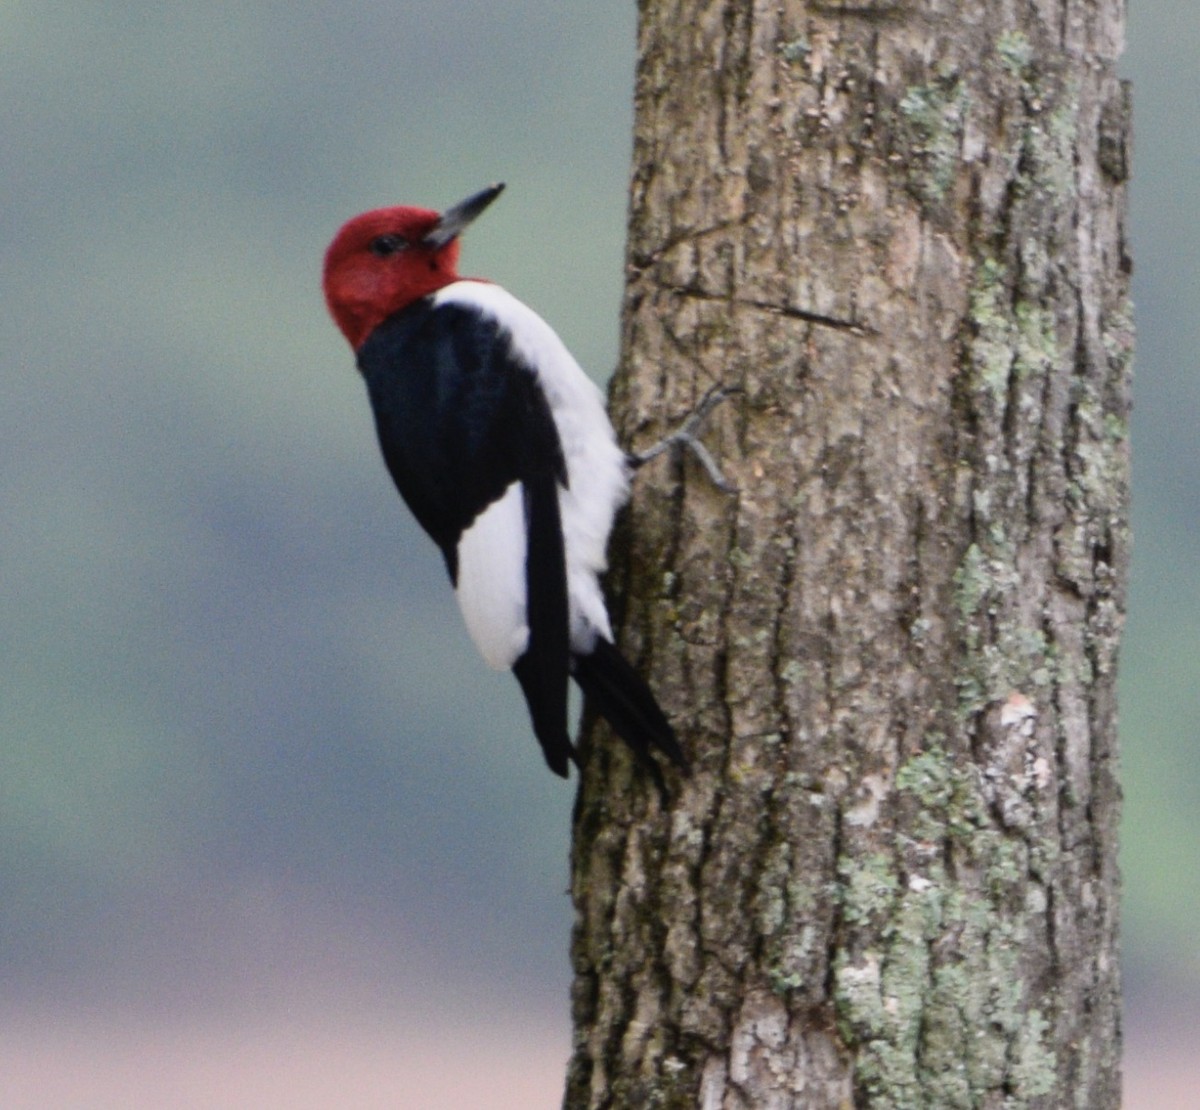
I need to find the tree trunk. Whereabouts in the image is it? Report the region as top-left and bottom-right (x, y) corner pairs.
(566, 1), (1131, 1107)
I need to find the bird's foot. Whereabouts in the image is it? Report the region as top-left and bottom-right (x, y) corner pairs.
(628, 384), (740, 493)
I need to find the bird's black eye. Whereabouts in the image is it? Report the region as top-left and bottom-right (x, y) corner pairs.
(368, 233), (408, 257)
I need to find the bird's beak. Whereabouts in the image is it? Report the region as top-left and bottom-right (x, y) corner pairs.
(422, 182), (506, 248)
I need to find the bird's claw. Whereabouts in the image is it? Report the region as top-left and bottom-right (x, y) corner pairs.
(629, 384), (741, 493)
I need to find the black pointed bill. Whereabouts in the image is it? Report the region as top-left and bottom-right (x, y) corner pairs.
(422, 182), (506, 248)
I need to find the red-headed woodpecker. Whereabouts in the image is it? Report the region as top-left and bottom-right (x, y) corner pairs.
(323, 183), (692, 788)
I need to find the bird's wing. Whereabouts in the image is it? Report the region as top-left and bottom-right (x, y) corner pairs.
(507, 380), (572, 773)
(358, 298), (522, 565)
(358, 297), (574, 773)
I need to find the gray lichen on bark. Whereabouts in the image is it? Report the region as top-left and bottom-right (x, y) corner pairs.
(566, 2), (1130, 1107)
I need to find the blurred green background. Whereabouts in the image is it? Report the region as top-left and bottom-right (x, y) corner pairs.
(1, 2), (1194, 1104)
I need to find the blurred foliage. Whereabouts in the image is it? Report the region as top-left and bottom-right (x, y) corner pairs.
(1121, 2), (1200, 977)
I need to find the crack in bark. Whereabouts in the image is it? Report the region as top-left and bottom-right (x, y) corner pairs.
(664, 284), (875, 335)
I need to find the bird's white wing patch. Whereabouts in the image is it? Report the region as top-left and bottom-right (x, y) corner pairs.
(456, 481), (529, 669)
(435, 281), (629, 655)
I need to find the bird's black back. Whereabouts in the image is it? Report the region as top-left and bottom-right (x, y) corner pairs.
(357, 295), (566, 579)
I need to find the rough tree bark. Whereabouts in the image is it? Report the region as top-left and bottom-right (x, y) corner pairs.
(566, 1), (1131, 1107)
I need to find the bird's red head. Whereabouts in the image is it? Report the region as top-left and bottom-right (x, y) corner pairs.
(323, 183), (505, 350)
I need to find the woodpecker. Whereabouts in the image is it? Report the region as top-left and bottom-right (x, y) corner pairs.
(323, 183), (706, 789)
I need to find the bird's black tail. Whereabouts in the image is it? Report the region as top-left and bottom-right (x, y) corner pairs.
(572, 636), (689, 795)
